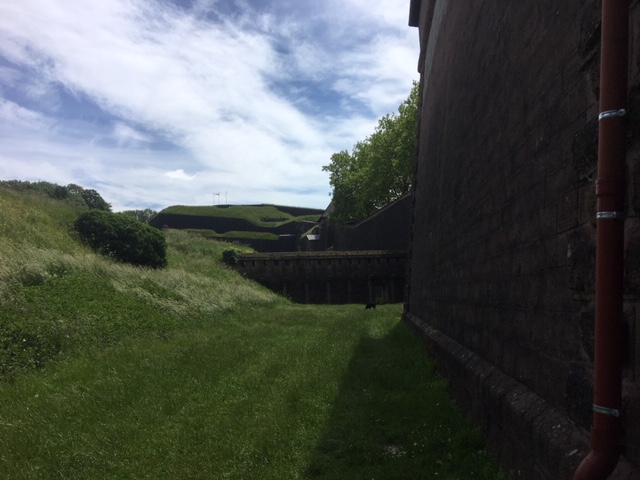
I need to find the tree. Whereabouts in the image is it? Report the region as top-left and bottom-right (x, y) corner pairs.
(120, 209), (158, 223)
(67, 184), (111, 212)
(323, 81), (419, 223)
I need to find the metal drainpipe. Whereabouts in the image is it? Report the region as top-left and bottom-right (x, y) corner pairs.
(573, 0), (629, 478)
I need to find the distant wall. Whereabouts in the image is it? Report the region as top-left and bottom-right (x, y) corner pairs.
(405, 0), (640, 478)
(322, 194), (412, 251)
(234, 251), (406, 304)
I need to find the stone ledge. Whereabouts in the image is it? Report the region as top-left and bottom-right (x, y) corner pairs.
(403, 311), (590, 479)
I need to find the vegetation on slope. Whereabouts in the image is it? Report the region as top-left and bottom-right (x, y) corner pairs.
(159, 204), (322, 227)
(0, 185), (507, 479)
(0, 179), (112, 212)
(75, 210), (168, 268)
(0, 186), (279, 378)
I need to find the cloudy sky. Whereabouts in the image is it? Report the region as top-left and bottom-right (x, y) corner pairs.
(0, 0), (419, 211)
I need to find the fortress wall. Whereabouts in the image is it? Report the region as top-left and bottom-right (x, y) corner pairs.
(330, 194), (412, 251)
(235, 251), (406, 304)
(405, 0), (640, 477)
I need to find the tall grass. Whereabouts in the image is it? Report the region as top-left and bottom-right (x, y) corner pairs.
(0, 188), (280, 378)
(0, 187), (507, 479)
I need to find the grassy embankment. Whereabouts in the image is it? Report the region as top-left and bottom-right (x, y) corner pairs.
(160, 204), (322, 227)
(0, 187), (507, 479)
(160, 204), (323, 242)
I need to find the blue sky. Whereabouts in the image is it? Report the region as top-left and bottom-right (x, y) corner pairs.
(0, 0), (419, 211)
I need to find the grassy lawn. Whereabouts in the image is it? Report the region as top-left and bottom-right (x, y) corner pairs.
(0, 305), (502, 480)
(0, 187), (506, 479)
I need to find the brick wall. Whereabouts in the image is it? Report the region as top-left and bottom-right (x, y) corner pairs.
(405, 0), (640, 478)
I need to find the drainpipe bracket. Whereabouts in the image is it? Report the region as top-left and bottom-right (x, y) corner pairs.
(596, 211), (626, 220)
(598, 109), (627, 121)
(593, 403), (621, 418)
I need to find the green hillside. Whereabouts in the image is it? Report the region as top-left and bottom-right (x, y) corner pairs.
(0, 185), (279, 378)
(0, 185), (505, 479)
(159, 204), (323, 227)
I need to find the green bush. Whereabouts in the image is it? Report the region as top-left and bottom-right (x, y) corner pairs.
(74, 211), (167, 268)
(222, 249), (240, 266)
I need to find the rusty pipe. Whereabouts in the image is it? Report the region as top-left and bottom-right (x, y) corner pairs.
(573, 0), (628, 479)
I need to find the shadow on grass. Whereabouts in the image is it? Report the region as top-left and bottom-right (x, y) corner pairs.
(301, 321), (501, 480)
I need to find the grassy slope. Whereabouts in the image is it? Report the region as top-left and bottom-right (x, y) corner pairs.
(160, 204), (321, 227)
(0, 188), (507, 479)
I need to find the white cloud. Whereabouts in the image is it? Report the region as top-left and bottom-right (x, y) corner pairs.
(112, 123), (152, 147)
(164, 169), (196, 181)
(0, 0), (419, 211)
(0, 99), (50, 131)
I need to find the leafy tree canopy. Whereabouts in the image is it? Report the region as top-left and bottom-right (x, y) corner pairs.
(323, 81), (418, 224)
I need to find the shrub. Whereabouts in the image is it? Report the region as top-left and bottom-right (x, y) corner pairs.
(222, 249), (240, 266)
(74, 211), (167, 268)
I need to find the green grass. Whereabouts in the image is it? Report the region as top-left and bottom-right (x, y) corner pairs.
(0, 305), (504, 480)
(0, 186), (507, 479)
(161, 204), (321, 227)
(187, 228), (280, 241)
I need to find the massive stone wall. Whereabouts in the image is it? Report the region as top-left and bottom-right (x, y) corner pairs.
(405, 0), (640, 478)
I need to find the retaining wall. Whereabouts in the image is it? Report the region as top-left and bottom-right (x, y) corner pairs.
(234, 251), (406, 304)
(321, 194), (412, 251)
(405, 0), (640, 478)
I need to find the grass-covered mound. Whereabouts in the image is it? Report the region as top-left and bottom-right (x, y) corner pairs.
(158, 204), (323, 226)
(0, 186), (279, 378)
(0, 185), (507, 479)
(150, 204), (322, 243)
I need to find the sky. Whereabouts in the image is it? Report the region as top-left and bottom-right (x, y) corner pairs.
(0, 0), (419, 212)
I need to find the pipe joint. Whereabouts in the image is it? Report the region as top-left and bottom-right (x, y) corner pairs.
(596, 211), (626, 220)
(593, 403), (621, 417)
(598, 109), (627, 121)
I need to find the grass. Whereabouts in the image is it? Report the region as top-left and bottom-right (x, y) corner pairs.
(187, 228), (280, 241)
(0, 186), (507, 479)
(160, 204), (321, 227)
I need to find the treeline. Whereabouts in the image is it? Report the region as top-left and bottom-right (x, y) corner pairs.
(323, 81), (418, 224)
(0, 180), (157, 223)
(0, 180), (112, 212)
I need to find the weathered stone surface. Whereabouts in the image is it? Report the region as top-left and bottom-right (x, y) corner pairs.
(234, 251), (406, 304)
(406, 0), (640, 477)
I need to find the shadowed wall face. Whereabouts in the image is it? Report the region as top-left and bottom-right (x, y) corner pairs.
(406, 0), (640, 477)
(235, 252), (406, 304)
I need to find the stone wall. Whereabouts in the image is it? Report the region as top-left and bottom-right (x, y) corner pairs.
(234, 251), (406, 304)
(405, 0), (640, 478)
(321, 194), (412, 251)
